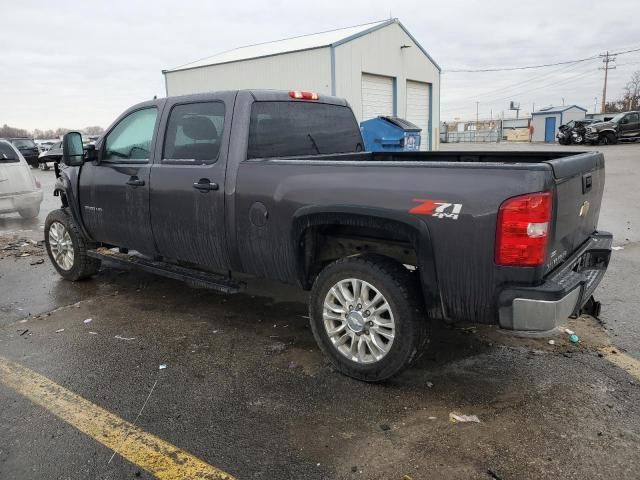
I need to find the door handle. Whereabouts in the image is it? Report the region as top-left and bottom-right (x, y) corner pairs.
(193, 179), (219, 192)
(126, 176), (145, 187)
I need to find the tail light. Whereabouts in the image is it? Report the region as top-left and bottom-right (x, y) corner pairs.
(495, 192), (552, 266)
(289, 90), (319, 100)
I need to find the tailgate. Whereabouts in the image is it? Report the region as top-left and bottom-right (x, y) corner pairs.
(545, 152), (605, 273)
(0, 164), (34, 196)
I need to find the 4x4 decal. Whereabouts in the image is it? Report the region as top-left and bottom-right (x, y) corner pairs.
(409, 199), (463, 220)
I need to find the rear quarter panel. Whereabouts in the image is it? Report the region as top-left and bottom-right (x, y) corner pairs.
(234, 160), (554, 323)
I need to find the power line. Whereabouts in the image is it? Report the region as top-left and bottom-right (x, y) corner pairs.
(442, 59), (597, 107)
(441, 63), (599, 112)
(444, 56), (598, 73)
(441, 68), (600, 118)
(444, 46), (640, 73)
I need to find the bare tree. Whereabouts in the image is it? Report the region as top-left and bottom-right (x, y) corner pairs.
(83, 126), (104, 135)
(0, 124), (30, 138)
(622, 71), (640, 110)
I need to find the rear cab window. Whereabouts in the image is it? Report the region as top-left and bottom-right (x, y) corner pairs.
(0, 142), (19, 163)
(247, 101), (363, 159)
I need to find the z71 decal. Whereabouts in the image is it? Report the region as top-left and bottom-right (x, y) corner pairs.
(409, 199), (463, 220)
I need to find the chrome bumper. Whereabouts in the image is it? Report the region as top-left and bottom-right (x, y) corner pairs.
(498, 232), (612, 334)
(0, 190), (43, 214)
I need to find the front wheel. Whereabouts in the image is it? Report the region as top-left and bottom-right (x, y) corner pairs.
(45, 209), (101, 281)
(600, 132), (618, 145)
(309, 255), (429, 382)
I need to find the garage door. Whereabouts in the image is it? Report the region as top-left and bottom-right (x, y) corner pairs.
(361, 73), (394, 121)
(406, 80), (431, 150)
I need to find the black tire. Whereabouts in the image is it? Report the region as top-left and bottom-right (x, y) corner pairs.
(558, 137), (570, 145)
(600, 132), (618, 145)
(44, 208), (101, 281)
(18, 205), (40, 219)
(309, 255), (429, 382)
(39, 162), (50, 171)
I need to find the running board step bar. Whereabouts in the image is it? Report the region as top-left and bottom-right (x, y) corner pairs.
(87, 248), (242, 294)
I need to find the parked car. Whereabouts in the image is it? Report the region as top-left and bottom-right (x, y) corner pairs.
(0, 140), (43, 218)
(45, 90), (612, 381)
(585, 111), (640, 144)
(8, 138), (40, 168)
(557, 119), (596, 145)
(36, 140), (56, 152)
(38, 141), (63, 170)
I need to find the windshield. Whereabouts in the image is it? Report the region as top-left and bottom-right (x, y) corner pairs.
(610, 113), (626, 123)
(566, 120), (575, 128)
(11, 139), (37, 149)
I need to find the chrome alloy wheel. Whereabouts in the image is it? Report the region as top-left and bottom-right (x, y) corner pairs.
(48, 221), (74, 271)
(323, 278), (396, 364)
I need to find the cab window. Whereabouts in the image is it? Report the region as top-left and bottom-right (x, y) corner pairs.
(163, 102), (225, 164)
(103, 108), (158, 162)
(247, 102), (363, 159)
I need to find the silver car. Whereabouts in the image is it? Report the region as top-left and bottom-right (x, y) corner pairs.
(0, 140), (43, 219)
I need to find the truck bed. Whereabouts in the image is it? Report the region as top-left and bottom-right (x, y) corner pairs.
(237, 149), (605, 324)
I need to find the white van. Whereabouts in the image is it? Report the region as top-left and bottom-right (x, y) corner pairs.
(0, 140), (43, 219)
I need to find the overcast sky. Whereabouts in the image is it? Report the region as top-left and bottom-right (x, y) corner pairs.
(2, 0), (639, 130)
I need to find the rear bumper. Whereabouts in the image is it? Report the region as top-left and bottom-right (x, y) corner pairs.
(498, 232), (612, 334)
(0, 190), (43, 214)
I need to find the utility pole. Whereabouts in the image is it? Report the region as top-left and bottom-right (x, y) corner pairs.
(600, 51), (616, 113)
(476, 101), (479, 125)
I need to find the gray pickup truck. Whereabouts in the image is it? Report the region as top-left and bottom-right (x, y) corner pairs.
(46, 89), (612, 381)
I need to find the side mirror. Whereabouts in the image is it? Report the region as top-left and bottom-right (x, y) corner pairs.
(62, 132), (85, 166)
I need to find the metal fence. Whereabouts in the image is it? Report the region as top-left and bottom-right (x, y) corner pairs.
(440, 119), (531, 144)
(441, 129), (501, 143)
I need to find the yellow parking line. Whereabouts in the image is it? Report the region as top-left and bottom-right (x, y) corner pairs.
(602, 348), (640, 381)
(0, 355), (236, 480)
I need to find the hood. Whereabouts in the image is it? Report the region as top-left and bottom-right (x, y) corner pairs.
(588, 120), (616, 132)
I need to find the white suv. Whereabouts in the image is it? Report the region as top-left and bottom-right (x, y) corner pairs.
(0, 140), (43, 219)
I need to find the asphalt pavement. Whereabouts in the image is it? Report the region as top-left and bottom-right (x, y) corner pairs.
(0, 145), (639, 480)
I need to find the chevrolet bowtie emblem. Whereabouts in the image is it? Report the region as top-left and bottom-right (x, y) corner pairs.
(579, 200), (590, 217)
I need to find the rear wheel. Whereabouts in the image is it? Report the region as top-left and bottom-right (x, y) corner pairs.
(309, 255), (429, 382)
(18, 205), (39, 219)
(45, 208), (100, 281)
(39, 161), (50, 171)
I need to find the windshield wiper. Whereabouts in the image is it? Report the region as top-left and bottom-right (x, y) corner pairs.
(307, 134), (321, 154)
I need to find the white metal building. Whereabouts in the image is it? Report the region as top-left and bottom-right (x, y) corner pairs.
(531, 105), (587, 143)
(163, 19), (441, 149)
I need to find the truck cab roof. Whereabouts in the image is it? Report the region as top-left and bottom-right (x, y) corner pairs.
(129, 90), (350, 112)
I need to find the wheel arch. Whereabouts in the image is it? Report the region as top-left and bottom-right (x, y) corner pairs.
(291, 205), (441, 316)
(598, 128), (617, 136)
(53, 171), (94, 242)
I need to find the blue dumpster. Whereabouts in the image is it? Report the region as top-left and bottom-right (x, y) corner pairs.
(360, 116), (422, 152)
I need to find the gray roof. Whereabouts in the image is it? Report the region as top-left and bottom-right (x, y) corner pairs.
(532, 105), (588, 115)
(165, 18), (440, 73)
